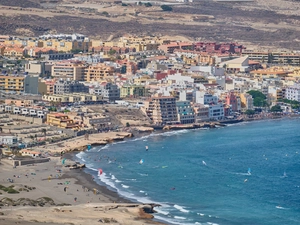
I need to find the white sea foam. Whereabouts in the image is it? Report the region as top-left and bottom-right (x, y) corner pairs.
(197, 213), (205, 216)
(174, 216), (186, 220)
(138, 173), (148, 176)
(155, 208), (169, 215)
(174, 204), (189, 213)
(207, 223), (219, 225)
(115, 180), (122, 183)
(111, 175), (116, 180)
(90, 168), (98, 172)
(139, 190), (145, 193)
(126, 178), (137, 181)
(97, 172), (116, 189)
(154, 216), (186, 225)
(76, 151), (85, 160)
(121, 184), (129, 188)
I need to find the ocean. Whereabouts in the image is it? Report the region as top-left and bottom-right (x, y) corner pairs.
(76, 118), (300, 225)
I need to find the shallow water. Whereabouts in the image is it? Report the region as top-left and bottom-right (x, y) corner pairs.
(76, 119), (300, 225)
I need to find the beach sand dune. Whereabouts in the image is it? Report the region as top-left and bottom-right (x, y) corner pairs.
(0, 157), (165, 225)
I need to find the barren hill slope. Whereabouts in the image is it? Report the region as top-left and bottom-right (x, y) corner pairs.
(1, 0), (300, 49)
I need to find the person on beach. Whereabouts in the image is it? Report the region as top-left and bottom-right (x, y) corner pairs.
(74, 197), (77, 202)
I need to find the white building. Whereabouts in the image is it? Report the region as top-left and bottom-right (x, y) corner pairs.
(189, 66), (225, 76)
(209, 104), (224, 120)
(285, 85), (300, 102)
(0, 134), (18, 145)
(195, 92), (218, 105)
(166, 73), (194, 84)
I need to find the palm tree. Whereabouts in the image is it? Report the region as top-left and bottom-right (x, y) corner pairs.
(41, 128), (47, 140)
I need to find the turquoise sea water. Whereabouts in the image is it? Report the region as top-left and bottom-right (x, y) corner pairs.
(76, 119), (300, 225)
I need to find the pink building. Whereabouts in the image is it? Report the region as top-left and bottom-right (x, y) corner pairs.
(226, 92), (238, 112)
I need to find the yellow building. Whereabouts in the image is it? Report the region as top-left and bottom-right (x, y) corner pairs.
(0, 75), (25, 93)
(42, 93), (103, 103)
(4, 39), (43, 48)
(84, 63), (115, 81)
(3, 47), (25, 58)
(120, 84), (148, 98)
(4, 38), (90, 52)
(250, 69), (289, 79)
(133, 76), (156, 85)
(47, 113), (80, 130)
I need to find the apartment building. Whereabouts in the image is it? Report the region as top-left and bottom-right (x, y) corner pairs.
(47, 113), (80, 130)
(193, 104), (209, 122)
(120, 84), (148, 98)
(159, 42), (194, 54)
(52, 61), (86, 80)
(143, 96), (178, 125)
(226, 92), (241, 112)
(84, 63), (115, 81)
(250, 69), (289, 79)
(3, 47), (25, 58)
(54, 80), (88, 94)
(25, 61), (52, 76)
(38, 79), (55, 95)
(240, 93), (254, 110)
(42, 93), (103, 104)
(209, 104), (225, 120)
(176, 101), (195, 124)
(4, 34), (90, 52)
(242, 50), (269, 62)
(94, 82), (120, 102)
(285, 85), (300, 102)
(0, 75), (25, 93)
(5, 99), (34, 107)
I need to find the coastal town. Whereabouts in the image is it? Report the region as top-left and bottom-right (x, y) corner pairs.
(1, 32), (300, 224)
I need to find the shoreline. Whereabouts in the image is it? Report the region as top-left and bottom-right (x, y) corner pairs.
(2, 116), (299, 225)
(0, 153), (167, 225)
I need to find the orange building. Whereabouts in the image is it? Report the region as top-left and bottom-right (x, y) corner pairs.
(46, 113), (80, 130)
(84, 63), (115, 81)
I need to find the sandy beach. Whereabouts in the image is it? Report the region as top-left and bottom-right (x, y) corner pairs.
(0, 154), (165, 225)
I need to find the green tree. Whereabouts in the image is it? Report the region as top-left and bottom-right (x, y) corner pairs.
(281, 98), (300, 109)
(247, 90), (267, 107)
(108, 49), (117, 55)
(270, 105), (282, 113)
(144, 2), (152, 7)
(161, 5), (173, 11)
(126, 122), (130, 127)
